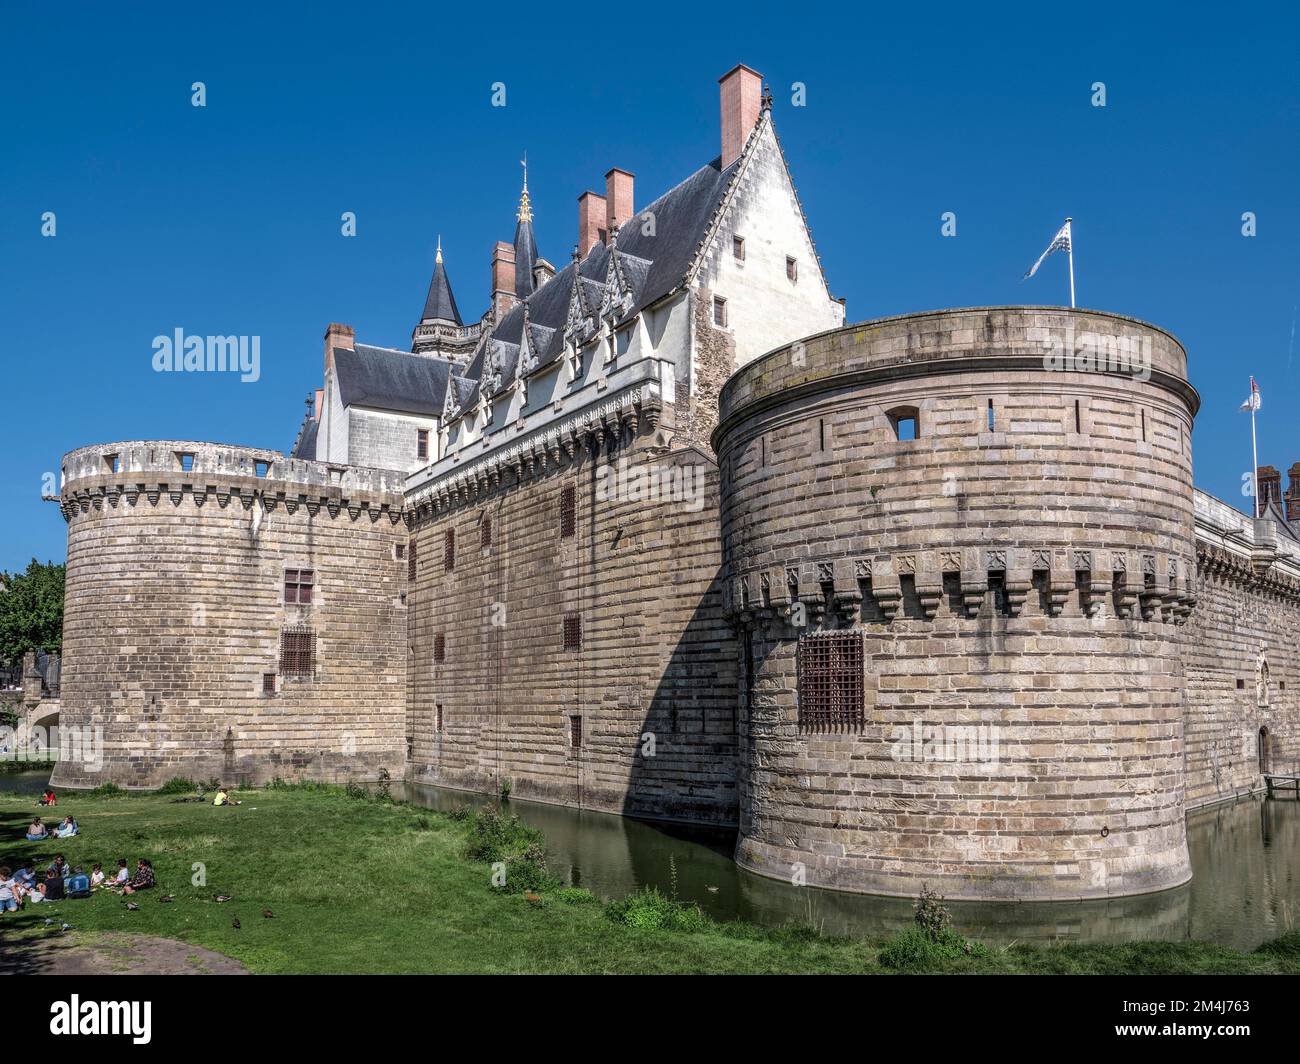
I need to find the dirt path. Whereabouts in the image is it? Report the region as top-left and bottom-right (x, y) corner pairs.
(0, 931), (248, 975)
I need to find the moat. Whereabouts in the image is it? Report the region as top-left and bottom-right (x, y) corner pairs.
(9, 769), (1295, 950)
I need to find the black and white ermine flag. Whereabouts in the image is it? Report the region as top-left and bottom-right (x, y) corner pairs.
(1023, 219), (1072, 279)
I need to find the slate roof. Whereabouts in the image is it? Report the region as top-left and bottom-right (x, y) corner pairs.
(334, 344), (453, 417)
(462, 155), (739, 403)
(514, 217), (538, 298)
(420, 256), (462, 325)
(290, 414), (318, 460)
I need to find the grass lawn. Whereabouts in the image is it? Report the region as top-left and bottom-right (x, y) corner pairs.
(1, 783), (1296, 975)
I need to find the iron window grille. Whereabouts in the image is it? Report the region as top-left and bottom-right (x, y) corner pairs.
(563, 612), (582, 650)
(279, 627), (316, 680)
(444, 528), (455, 572)
(797, 631), (864, 729)
(434, 633), (446, 663)
(560, 484), (576, 539)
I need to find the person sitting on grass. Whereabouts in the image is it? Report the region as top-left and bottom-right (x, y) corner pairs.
(120, 858), (154, 895)
(89, 863), (105, 890)
(25, 817), (47, 841)
(38, 789), (56, 808)
(0, 867), (19, 914)
(66, 867), (91, 898)
(32, 867), (64, 903)
(14, 863), (36, 893)
(55, 816), (78, 839)
(213, 785), (241, 807)
(111, 858), (130, 887)
(47, 855), (70, 881)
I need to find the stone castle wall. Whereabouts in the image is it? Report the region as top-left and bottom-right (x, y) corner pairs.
(1182, 492), (1300, 807)
(406, 401), (739, 825)
(713, 307), (1201, 900)
(52, 441), (409, 789)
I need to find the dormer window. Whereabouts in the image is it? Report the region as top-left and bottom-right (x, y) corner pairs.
(733, 236), (746, 261)
(713, 296), (728, 328)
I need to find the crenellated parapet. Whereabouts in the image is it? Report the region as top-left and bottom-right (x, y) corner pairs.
(59, 440), (407, 525)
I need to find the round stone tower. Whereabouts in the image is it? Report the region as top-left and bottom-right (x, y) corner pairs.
(713, 307), (1200, 900)
(53, 440), (409, 790)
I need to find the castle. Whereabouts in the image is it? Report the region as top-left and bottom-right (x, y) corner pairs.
(51, 66), (1300, 901)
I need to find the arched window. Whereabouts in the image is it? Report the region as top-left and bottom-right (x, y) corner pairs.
(887, 405), (920, 442)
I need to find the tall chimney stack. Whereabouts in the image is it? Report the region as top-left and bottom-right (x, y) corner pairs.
(578, 191), (607, 257)
(719, 64), (763, 169)
(324, 323), (354, 377)
(1257, 464), (1282, 513)
(314, 388), (324, 422)
(605, 169), (634, 236)
(1286, 462), (1300, 522)
(492, 241), (517, 320)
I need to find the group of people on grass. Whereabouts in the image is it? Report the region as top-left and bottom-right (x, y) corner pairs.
(26, 815), (78, 840)
(0, 856), (154, 912)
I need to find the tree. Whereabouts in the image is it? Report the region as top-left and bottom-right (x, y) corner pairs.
(0, 559), (65, 665)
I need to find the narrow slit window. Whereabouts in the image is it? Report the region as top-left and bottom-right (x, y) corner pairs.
(1141, 408), (1147, 442)
(1075, 399), (1082, 434)
(786, 256), (798, 282)
(417, 429), (429, 460)
(563, 612), (582, 650)
(408, 540), (417, 581)
(712, 296), (727, 328)
(444, 528), (455, 572)
(480, 514), (492, 549)
(560, 483), (576, 539)
(818, 419), (826, 451)
(436, 703), (443, 732)
(434, 633), (446, 663)
(987, 398), (995, 432)
(570, 714), (583, 749)
(733, 236), (745, 261)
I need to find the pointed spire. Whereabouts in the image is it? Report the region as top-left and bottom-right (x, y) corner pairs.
(512, 154), (540, 297)
(517, 153), (533, 223)
(419, 239), (462, 325)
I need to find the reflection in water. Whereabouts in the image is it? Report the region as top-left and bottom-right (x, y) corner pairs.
(404, 781), (1297, 949)
(6, 769), (1291, 949)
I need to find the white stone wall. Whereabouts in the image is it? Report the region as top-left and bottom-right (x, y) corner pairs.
(347, 406), (440, 474)
(692, 118), (844, 371)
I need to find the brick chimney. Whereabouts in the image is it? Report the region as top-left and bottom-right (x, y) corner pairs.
(605, 169), (634, 236)
(719, 63), (763, 169)
(1257, 464), (1281, 513)
(1286, 462), (1300, 522)
(578, 191), (607, 257)
(492, 241), (517, 320)
(314, 388), (324, 422)
(324, 323), (354, 377)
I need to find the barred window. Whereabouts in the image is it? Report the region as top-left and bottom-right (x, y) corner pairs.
(436, 703), (443, 732)
(444, 528), (455, 572)
(570, 714), (583, 749)
(408, 541), (417, 581)
(480, 514), (492, 549)
(797, 631), (863, 728)
(434, 632), (446, 663)
(563, 612), (582, 650)
(279, 627), (315, 679)
(284, 569), (314, 605)
(262, 672), (276, 695)
(560, 484), (576, 539)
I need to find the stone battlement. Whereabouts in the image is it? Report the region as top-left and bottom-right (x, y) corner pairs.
(59, 440), (406, 523)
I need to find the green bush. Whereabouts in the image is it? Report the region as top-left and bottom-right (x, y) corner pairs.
(605, 886), (711, 933)
(156, 776), (198, 795)
(464, 804), (543, 863)
(555, 887), (597, 905)
(86, 782), (126, 797)
(1255, 932), (1300, 959)
(497, 843), (560, 895)
(879, 927), (988, 969)
(446, 803), (473, 823)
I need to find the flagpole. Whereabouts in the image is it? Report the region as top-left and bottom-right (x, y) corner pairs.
(1251, 383), (1259, 519)
(1066, 217), (1075, 308)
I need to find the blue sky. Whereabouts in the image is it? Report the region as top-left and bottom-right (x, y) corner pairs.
(2, 1), (1297, 571)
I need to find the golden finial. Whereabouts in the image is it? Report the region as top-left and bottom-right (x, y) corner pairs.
(435, 234), (443, 264)
(517, 153), (533, 223)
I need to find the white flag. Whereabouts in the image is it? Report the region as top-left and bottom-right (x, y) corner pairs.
(1023, 219), (1072, 279)
(1239, 376), (1261, 412)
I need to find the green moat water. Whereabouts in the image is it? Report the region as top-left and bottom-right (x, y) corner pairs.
(9, 768), (1294, 949)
